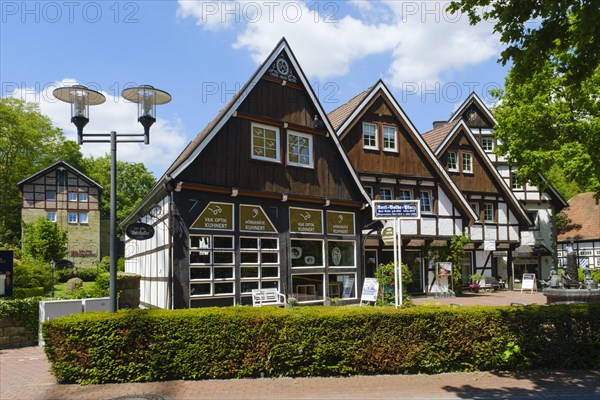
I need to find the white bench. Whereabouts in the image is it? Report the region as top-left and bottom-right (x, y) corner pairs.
(251, 288), (286, 307)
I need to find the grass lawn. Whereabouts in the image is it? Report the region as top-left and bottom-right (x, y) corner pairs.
(52, 281), (96, 298)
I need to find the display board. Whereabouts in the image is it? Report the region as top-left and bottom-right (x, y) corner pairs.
(521, 273), (537, 293)
(360, 278), (379, 304)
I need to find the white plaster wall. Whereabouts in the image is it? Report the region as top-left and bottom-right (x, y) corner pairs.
(400, 220), (418, 235)
(470, 224), (483, 241)
(498, 203), (508, 224)
(484, 225), (497, 240)
(437, 187), (452, 216)
(498, 226), (508, 241)
(421, 217), (436, 235)
(438, 218), (455, 236)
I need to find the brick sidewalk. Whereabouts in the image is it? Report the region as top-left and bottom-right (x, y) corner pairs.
(411, 289), (548, 307)
(1, 346), (599, 400)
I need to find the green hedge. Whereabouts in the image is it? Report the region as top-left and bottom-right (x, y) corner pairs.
(13, 287), (45, 298)
(42, 304), (600, 384)
(0, 297), (43, 334)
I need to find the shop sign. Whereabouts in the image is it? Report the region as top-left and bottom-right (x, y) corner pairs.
(372, 200), (420, 220)
(192, 202), (234, 231)
(289, 207), (323, 234)
(326, 211), (355, 236)
(126, 222), (155, 241)
(381, 224), (395, 246)
(0, 251), (14, 297)
(240, 205), (276, 233)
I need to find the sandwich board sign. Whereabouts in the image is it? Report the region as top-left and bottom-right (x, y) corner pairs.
(521, 273), (537, 293)
(360, 278), (379, 305)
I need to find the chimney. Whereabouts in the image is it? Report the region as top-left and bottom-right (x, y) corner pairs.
(432, 121), (447, 129)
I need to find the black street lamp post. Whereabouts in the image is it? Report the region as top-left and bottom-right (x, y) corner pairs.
(53, 85), (171, 312)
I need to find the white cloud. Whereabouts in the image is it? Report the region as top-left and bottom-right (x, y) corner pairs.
(177, 0), (501, 88)
(4, 80), (187, 178)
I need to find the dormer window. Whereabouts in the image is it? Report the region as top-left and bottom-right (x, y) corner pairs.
(251, 123), (280, 163)
(363, 123), (378, 150)
(382, 125), (397, 152)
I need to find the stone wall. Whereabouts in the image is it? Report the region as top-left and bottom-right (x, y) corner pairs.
(0, 318), (37, 349)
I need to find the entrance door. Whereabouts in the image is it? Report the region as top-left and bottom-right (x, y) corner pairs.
(405, 251), (423, 293)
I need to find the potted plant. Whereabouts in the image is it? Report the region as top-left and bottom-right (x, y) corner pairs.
(469, 273), (484, 293)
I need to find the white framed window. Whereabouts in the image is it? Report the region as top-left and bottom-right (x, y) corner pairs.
(251, 123), (280, 163)
(328, 240), (356, 268)
(291, 239), (324, 268)
(287, 131), (313, 168)
(68, 212), (78, 224)
(482, 137), (494, 152)
(364, 186), (374, 199)
(399, 189), (412, 200)
(46, 191), (56, 201)
(462, 152), (473, 173)
(380, 188), (393, 200)
(484, 203), (494, 222)
(382, 125), (397, 152)
(190, 234), (235, 297)
(328, 273), (357, 299)
(46, 212), (56, 222)
(420, 191), (433, 213)
(363, 123), (378, 150)
(447, 151), (458, 171)
(240, 236), (280, 294)
(79, 212), (88, 224)
(579, 250), (593, 256)
(79, 192), (88, 202)
(68, 192), (77, 202)
(292, 273), (324, 303)
(512, 174), (523, 190)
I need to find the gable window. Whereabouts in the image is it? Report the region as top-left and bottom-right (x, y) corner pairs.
(287, 131), (313, 168)
(47, 212), (56, 222)
(482, 137), (494, 152)
(251, 123), (280, 163)
(380, 188), (393, 200)
(420, 191), (433, 213)
(57, 170), (66, 186)
(79, 212), (89, 224)
(484, 203), (494, 222)
(364, 186), (374, 199)
(399, 189), (412, 200)
(382, 125), (397, 152)
(68, 212), (78, 224)
(462, 152), (473, 173)
(363, 123), (378, 150)
(512, 174), (524, 190)
(68, 192), (77, 202)
(79, 192), (88, 202)
(447, 151), (458, 172)
(46, 191), (56, 201)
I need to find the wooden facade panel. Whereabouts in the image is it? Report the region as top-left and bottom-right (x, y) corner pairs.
(179, 109), (361, 202)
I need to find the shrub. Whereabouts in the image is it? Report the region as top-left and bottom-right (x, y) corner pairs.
(375, 262), (412, 305)
(76, 267), (98, 282)
(13, 287), (45, 298)
(0, 297), (43, 335)
(13, 258), (51, 292)
(42, 304), (600, 384)
(56, 268), (74, 283)
(97, 256), (125, 273)
(66, 278), (84, 293)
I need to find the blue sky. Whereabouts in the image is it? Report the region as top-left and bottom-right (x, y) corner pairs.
(1, 1), (508, 177)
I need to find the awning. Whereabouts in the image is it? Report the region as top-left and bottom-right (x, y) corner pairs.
(513, 244), (552, 257)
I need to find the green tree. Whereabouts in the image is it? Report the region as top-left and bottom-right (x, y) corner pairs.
(491, 61), (599, 196)
(22, 216), (68, 262)
(81, 155), (156, 228)
(448, 0), (600, 88)
(0, 98), (83, 245)
(447, 233), (470, 292)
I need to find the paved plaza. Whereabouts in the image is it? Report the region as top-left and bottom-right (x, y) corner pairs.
(1, 291), (598, 400)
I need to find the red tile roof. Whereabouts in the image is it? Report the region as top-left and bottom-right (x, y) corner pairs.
(558, 192), (600, 242)
(421, 120), (459, 152)
(328, 85), (374, 131)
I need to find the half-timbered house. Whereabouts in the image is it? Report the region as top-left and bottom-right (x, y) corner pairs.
(442, 93), (567, 286)
(329, 80), (479, 294)
(18, 160), (103, 268)
(122, 39), (370, 308)
(422, 119), (530, 287)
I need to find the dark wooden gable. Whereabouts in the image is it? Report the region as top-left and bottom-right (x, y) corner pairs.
(340, 90), (436, 179)
(440, 126), (506, 194)
(177, 50), (364, 203)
